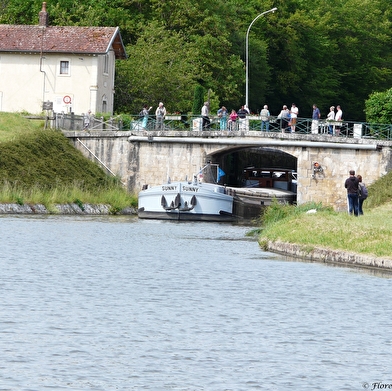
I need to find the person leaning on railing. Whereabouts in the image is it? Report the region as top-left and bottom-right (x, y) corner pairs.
(277, 105), (290, 133)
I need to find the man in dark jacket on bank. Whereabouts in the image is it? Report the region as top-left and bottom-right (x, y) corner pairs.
(344, 170), (359, 216)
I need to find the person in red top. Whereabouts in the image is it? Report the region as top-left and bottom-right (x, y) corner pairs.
(344, 170), (359, 216)
(228, 109), (238, 131)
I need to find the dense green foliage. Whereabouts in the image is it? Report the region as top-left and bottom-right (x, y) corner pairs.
(192, 85), (205, 116)
(1, 0), (392, 120)
(365, 87), (392, 124)
(0, 113), (136, 210)
(362, 170), (392, 208)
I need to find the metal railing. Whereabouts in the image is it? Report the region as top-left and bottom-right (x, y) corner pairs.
(131, 115), (392, 140)
(55, 112), (124, 131)
(55, 112), (392, 141)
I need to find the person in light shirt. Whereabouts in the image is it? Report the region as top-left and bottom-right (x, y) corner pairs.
(260, 105), (270, 132)
(201, 101), (210, 130)
(290, 103), (299, 133)
(335, 105), (343, 136)
(155, 102), (166, 130)
(326, 106), (335, 135)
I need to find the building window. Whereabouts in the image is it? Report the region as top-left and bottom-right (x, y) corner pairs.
(103, 54), (109, 74)
(59, 60), (69, 75)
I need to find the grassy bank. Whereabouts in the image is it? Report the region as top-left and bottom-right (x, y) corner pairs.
(258, 178), (392, 259)
(0, 113), (137, 212)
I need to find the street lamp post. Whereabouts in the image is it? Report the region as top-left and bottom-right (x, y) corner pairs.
(245, 7), (277, 110)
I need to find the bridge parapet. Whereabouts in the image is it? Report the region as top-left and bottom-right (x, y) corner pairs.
(58, 113), (392, 141)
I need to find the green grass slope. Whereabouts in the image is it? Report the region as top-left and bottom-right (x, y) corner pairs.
(0, 113), (136, 211)
(258, 172), (392, 259)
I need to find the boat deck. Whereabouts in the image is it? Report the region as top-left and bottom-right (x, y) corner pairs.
(226, 186), (296, 219)
(227, 187), (296, 203)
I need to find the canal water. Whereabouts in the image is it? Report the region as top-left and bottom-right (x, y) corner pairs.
(1, 215), (391, 391)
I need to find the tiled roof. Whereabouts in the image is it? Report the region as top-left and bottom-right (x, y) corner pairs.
(0, 25), (127, 59)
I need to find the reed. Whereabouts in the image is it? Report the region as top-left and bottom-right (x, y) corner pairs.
(0, 181), (137, 212)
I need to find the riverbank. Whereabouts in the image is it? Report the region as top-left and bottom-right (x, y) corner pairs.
(258, 201), (392, 272)
(265, 240), (392, 271)
(0, 203), (137, 215)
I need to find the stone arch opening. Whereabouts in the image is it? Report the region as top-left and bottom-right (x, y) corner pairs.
(208, 146), (297, 187)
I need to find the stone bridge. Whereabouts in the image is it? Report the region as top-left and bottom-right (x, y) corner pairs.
(63, 130), (392, 212)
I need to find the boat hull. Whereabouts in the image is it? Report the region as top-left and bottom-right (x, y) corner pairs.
(138, 182), (236, 222)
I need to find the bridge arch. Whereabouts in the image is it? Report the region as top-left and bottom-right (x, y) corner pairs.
(207, 146), (298, 188)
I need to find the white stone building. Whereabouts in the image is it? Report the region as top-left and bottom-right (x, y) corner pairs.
(0, 2), (126, 115)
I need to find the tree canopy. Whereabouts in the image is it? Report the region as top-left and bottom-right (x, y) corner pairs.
(1, 0), (391, 120)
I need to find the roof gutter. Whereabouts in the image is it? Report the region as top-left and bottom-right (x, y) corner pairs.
(128, 136), (380, 150)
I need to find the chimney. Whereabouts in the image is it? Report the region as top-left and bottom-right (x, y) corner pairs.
(39, 2), (48, 27)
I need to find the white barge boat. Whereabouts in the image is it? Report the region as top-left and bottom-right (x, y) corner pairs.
(138, 176), (235, 221)
(138, 165), (297, 222)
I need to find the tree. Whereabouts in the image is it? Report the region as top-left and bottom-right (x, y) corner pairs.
(365, 88), (392, 124)
(192, 85), (205, 115)
(2, 0), (392, 120)
(114, 22), (202, 114)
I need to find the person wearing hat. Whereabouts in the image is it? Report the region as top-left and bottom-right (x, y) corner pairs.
(344, 170), (359, 216)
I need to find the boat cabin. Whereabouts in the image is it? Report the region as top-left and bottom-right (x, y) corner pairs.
(243, 168), (297, 192)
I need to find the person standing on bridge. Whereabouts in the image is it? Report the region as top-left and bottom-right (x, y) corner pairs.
(290, 103), (299, 133)
(155, 102), (166, 130)
(260, 105), (270, 132)
(83, 110), (92, 130)
(345, 170), (359, 216)
(237, 105), (248, 131)
(277, 105), (290, 133)
(217, 106), (228, 130)
(335, 105), (343, 136)
(326, 106), (335, 135)
(141, 104), (153, 129)
(201, 101), (211, 130)
(311, 104), (321, 134)
(228, 109), (238, 131)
